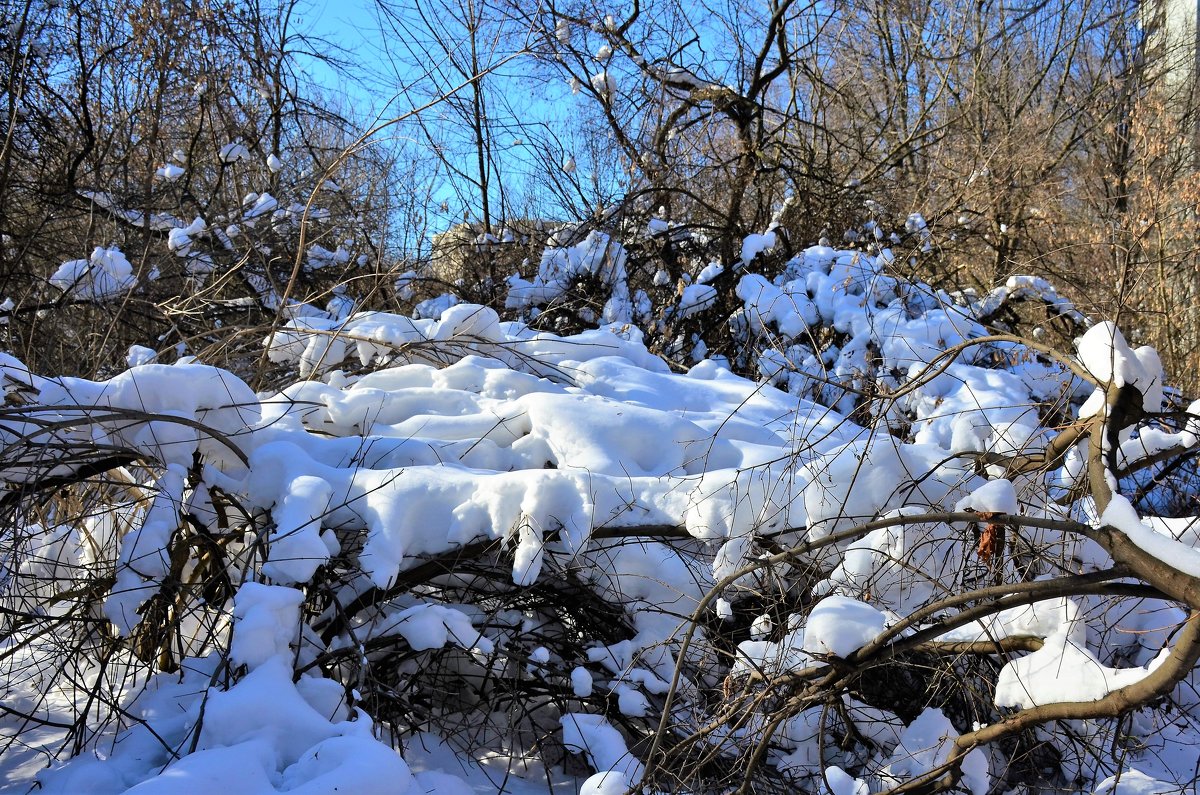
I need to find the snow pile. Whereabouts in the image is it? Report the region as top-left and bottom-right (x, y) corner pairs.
(39, 653), (418, 795)
(243, 192), (278, 219)
(6, 226), (1200, 795)
(740, 230), (777, 265)
(167, 217), (207, 256)
(561, 714), (643, 790)
(676, 283), (717, 317)
(801, 595), (887, 658)
(955, 478), (1018, 514)
(589, 70), (616, 96)
(156, 163), (185, 181)
(881, 709), (989, 795)
(974, 274), (1086, 325)
(994, 618), (1170, 709)
(506, 230), (632, 323)
(305, 243), (351, 271)
(219, 140), (251, 163)
(49, 246), (138, 300)
(1077, 321), (1165, 414)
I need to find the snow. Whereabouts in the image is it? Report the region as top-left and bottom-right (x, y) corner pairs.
(814, 507), (967, 613)
(740, 230), (776, 264)
(822, 766), (869, 795)
(571, 666), (594, 697)
(33, 653), (412, 795)
(696, 261), (724, 283)
(126, 344), (157, 367)
(156, 163), (185, 181)
(260, 474), (334, 583)
(373, 603), (492, 653)
(955, 478), (1018, 514)
(1079, 321), (1138, 386)
(243, 192), (278, 219)
(219, 140), (251, 163)
(561, 714), (643, 784)
(1101, 494), (1200, 579)
(80, 190), (183, 230)
(802, 437), (909, 541)
(305, 243), (351, 271)
(974, 274), (1085, 325)
(881, 708), (989, 795)
(589, 71), (615, 96)
(167, 216), (206, 255)
(231, 583), (304, 669)
(937, 598), (1083, 645)
(801, 595), (887, 658)
(1095, 769), (1183, 794)
(6, 222), (1199, 795)
(1075, 321), (1164, 410)
(49, 246), (137, 300)
(507, 231), (629, 317)
(750, 612), (772, 639)
(737, 273), (818, 338)
(994, 626), (1169, 709)
(579, 771), (633, 795)
(677, 283), (717, 316)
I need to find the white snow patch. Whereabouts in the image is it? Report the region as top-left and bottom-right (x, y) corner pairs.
(50, 247), (137, 300)
(802, 596), (886, 658)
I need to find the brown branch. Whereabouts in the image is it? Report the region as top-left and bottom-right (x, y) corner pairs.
(913, 637), (1044, 655)
(0, 452), (140, 510)
(904, 610), (1200, 795)
(971, 416), (1091, 477)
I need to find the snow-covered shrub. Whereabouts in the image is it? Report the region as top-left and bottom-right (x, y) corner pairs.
(2, 234), (1200, 795)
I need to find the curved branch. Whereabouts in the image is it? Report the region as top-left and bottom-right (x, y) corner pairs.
(913, 610), (1200, 795)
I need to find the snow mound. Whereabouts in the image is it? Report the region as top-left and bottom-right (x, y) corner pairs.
(802, 596), (887, 658)
(50, 246), (138, 300)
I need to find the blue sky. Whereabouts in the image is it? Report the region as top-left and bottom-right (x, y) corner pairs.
(298, 0), (390, 115)
(291, 0), (610, 232)
(295, 0), (560, 223)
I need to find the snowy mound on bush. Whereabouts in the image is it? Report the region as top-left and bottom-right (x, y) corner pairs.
(2, 237), (1200, 794)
